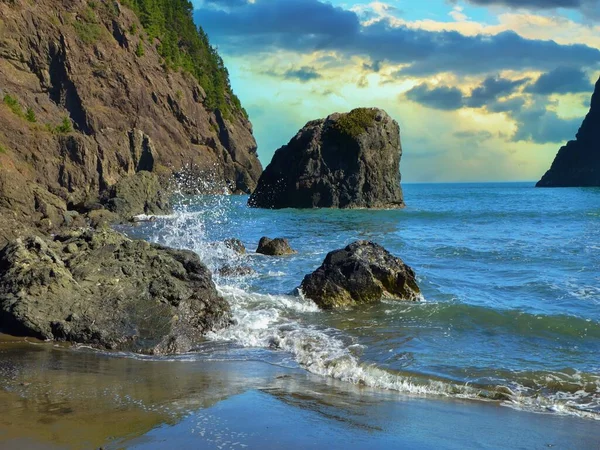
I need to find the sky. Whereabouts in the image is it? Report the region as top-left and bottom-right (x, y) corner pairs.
(192, 0), (600, 182)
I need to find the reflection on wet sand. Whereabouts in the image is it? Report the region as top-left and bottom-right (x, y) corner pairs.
(0, 336), (285, 449)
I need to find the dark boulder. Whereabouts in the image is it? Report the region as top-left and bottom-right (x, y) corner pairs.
(300, 241), (420, 309)
(248, 108), (405, 209)
(101, 171), (171, 219)
(537, 77), (600, 187)
(0, 229), (230, 354)
(217, 265), (255, 277)
(256, 237), (297, 256)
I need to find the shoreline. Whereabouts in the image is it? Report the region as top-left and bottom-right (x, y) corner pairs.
(1, 336), (598, 450)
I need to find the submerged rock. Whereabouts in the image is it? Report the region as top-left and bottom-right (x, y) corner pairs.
(249, 108), (405, 209)
(300, 241), (420, 309)
(256, 237), (297, 256)
(537, 77), (600, 187)
(0, 229), (230, 354)
(217, 265), (255, 277)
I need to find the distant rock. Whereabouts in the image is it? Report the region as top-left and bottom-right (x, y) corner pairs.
(537, 77), (600, 187)
(248, 108), (405, 209)
(301, 241), (420, 309)
(0, 229), (230, 354)
(224, 238), (246, 255)
(256, 237), (297, 256)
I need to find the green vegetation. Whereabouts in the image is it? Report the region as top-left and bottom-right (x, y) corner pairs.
(135, 41), (145, 57)
(331, 108), (377, 138)
(55, 117), (73, 134)
(3, 94), (24, 117)
(25, 107), (37, 123)
(0, 144), (6, 154)
(45, 117), (73, 134)
(120, 0), (246, 118)
(73, 6), (103, 44)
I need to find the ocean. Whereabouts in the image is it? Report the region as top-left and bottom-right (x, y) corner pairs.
(1, 182), (599, 449)
(125, 182), (600, 419)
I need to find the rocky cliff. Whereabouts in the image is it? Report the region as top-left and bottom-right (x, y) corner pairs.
(248, 108), (405, 209)
(537, 77), (600, 187)
(0, 0), (262, 244)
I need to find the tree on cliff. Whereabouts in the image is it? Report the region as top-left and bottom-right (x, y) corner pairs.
(121, 0), (245, 117)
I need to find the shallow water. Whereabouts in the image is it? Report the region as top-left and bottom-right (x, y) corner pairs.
(122, 182), (600, 419)
(2, 182), (600, 448)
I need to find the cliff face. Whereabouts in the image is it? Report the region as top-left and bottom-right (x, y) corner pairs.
(0, 0), (262, 243)
(249, 108), (405, 209)
(537, 77), (600, 187)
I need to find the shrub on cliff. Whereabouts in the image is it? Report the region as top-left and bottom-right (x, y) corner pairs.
(121, 0), (245, 118)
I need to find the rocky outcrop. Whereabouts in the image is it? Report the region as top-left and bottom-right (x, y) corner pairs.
(248, 108), (405, 209)
(256, 237), (297, 256)
(0, 229), (230, 354)
(537, 77), (600, 187)
(0, 0), (262, 245)
(101, 171), (170, 219)
(300, 241), (421, 309)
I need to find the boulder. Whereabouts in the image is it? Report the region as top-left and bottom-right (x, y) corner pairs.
(249, 108), (405, 209)
(217, 265), (255, 277)
(300, 241), (420, 309)
(256, 237), (297, 256)
(0, 229), (230, 354)
(101, 171), (171, 219)
(537, 77), (600, 187)
(224, 238), (246, 255)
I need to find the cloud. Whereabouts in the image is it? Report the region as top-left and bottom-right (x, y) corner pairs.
(194, 1), (600, 76)
(405, 75), (526, 110)
(405, 84), (464, 110)
(461, 0), (600, 18)
(283, 66), (322, 82)
(512, 104), (581, 143)
(525, 67), (595, 95)
(466, 75), (529, 107)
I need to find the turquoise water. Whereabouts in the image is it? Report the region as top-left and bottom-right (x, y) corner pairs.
(122, 183), (600, 419)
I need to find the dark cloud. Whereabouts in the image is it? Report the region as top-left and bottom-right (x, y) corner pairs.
(487, 96), (526, 112)
(466, 75), (529, 107)
(194, 1), (600, 76)
(362, 60), (384, 72)
(512, 103), (581, 143)
(283, 66), (322, 81)
(460, 0), (600, 20)
(406, 75), (526, 110)
(405, 84), (465, 110)
(525, 67), (594, 95)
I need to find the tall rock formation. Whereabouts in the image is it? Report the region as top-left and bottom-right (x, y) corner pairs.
(537, 77), (600, 187)
(249, 108), (405, 209)
(0, 0), (262, 244)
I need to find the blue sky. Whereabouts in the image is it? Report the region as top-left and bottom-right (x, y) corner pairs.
(192, 0), (600, 182)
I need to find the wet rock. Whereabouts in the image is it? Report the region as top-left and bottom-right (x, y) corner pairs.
(249, 108), (405, 209)
(537, 77), (600, 187)
(217, 265), (255, 277)
(224, 238), (246, 255)
(0, 229), (230, 354)
(256, 237), (297, 256)
(300, 241), (420, 309)
(102, 171), (171, 219)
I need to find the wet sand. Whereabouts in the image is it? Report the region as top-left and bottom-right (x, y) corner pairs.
(0, 336), (597, 450)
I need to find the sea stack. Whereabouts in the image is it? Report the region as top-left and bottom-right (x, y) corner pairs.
(537, 77), (600, 187)
(248, 108), (405, 209)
